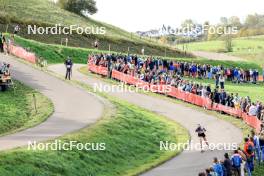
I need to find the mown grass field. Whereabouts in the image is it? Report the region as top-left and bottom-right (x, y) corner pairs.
(0, 83), (189, 176)
(0, 0), (186, 57)
(0, 80), (53, 135)
(178, 35), (264, 66)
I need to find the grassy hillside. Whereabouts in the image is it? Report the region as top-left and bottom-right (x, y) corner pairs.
(0, 0), (188, 57)
(177, 35), (264, 66)
(0, 84), (189, 176)
(0, 80), (53, 136)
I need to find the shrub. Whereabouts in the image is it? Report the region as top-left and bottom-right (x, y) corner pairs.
(58, 0), (97, 16)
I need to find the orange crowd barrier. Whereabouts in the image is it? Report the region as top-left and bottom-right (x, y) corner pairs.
(259, 76), (263, 82)
(9, 44), (36, 64)
(88, 61), (262, 132)
(88, 62), (108, 76)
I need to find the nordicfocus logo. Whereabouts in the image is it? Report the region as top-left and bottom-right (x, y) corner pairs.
(93, 82), (172, 93)
(159, 141), (239, 151)
(27, 140), (106, 151)
(27, 24), (106, 35)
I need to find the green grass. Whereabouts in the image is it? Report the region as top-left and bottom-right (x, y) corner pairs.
(0, 77), (189, 176)
(14, 34), (93, 64)
(0, 80), (53, 136)
(178, 40), (225, 52)
(0, 0), (186, 57)
(178, 35), (264, 65)
(254, 164), (264, 176)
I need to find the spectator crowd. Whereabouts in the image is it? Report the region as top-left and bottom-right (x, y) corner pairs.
(90, 53), (264, 122)
(91, 53), (263, 84)
(198, 130), (264, 176)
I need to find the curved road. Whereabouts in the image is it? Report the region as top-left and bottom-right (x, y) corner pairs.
(0, 54), (104, 150)
(49, 64), (243, 176)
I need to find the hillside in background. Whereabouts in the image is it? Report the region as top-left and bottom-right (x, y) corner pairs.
(177, 35), (264, 66)
(0, 0), (189, 58)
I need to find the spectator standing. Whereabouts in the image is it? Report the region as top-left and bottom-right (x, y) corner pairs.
(251, 131), (261, 164)
(244, 138), (255, 176)
(219, 75), (225, 89)
(259, 131), (264, 162)
(14, 24), (20, 34)
(94, 40), (99, 49)
(220, 89), (227, 105)
(213, 89), (221, 104)
(0, 33), (3, 53)
(64, 57), (73, 80)
(248, 103), (257, 116)
(213, 157), (224, 176)
(231, 150), (242, 176)
(220, 160), (227, 176)
(256, 102), (263, 120)
(237, 147), (247, 176)
(223, 153), (232, 176)
(107, 54), (113, 78)
(215, 74), (220, 88)
(252, 70), (258, 84)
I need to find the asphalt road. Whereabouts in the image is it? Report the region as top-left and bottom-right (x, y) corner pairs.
(0, 54), (104, 150)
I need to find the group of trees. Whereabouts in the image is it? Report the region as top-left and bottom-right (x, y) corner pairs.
(181, 13), (264, 38)
(58, 0), (97, 16)
(164, 14), (264, 52)
(214, 14), (264, 39)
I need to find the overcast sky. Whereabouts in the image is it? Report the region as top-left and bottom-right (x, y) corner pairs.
(92, 0), (263, 32)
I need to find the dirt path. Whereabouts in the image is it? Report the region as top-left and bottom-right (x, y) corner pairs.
(49, 64), (243, 176)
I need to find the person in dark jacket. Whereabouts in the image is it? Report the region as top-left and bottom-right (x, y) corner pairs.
(213, 89), (221, 104)
(65, 57), (73, 80)
(259, 132), (264, 162)
(223, 153), (232, 176)
(0, 33), (3, 53)
(220, 89), (227, 105)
